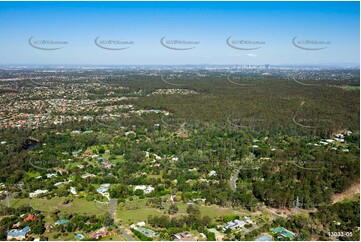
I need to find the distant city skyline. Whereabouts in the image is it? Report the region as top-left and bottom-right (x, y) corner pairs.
(0, 1), (359, 66)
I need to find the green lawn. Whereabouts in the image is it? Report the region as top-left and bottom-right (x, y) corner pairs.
(11, 197), (107, 217)
(8, 197), (30, 208)
(176, 203), (249, 218)
(100, 234), (130, 241)
(117, 208), (165, 224)
(84, 144), (125, 164)
(9, 196), (254, 226)
(44, 231), (78, 241)
(114, 199), (253, 224)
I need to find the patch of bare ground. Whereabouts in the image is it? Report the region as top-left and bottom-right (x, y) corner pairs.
(332, 181), (360, 204)
(266, 207), (294, 217)
(309, 235), (321, 241)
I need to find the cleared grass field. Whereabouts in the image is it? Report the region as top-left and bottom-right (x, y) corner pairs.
(8, 196), (254, 226)
(177, 203), (251, 218)
(100, 233), (131, 241)
(117, 207), (165, 224)
(10, 197), (107, 217)
(115, 199), (253, 223)
(45, 231), (78, 241)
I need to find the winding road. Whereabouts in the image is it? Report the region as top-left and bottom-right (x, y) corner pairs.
(230, 154), (257, 192)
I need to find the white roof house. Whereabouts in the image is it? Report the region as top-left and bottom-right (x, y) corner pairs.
(209, 170), (217, 177)
(46, 173), (57, 178)
(222, 218), (254, 231)
(54, 181), (66, 186)
(134, 185), (154, 194)
(144, 186), (155, 194)
(29, 189), (48, 198)
(81, 173), (96, 179)
(335, 133), (344, 138)
(134, 185), (147, 191)
(137, 221), (146, 227)
(70, 187), (77, 195)
(223, 219), (246, 231)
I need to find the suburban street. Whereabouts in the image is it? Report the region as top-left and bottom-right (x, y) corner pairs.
(110, 199), (135, 241)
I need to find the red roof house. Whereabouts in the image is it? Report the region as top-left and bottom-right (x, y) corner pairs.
(24, 214), (35, 222)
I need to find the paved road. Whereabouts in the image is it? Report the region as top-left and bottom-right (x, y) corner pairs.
(109, 199), (117, 216)
(110, 199), (135, 241)
(117, 226), (135, 241)
(230, 155), (256, 192)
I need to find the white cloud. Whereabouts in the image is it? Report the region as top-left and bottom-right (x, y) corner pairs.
(228, 53), (257, 58)
(245, 53), (257, 58)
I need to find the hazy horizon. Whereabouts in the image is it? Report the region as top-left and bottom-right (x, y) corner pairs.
(0, 1), (359, 65)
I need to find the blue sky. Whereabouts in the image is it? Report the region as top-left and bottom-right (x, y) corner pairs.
(0, 1), (359, 65)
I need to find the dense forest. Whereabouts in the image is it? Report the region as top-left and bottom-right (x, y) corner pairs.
(0, 70), (359, 240)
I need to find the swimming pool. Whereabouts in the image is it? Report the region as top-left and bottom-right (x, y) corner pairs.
(255, 234), (273, 241)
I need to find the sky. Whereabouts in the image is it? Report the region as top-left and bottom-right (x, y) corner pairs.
(0, 1), (359, 66)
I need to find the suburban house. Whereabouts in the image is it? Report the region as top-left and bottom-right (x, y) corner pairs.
(6, 226), (30, 240)
(208, 170), (217, 177)
(12, 222), (21, 228)
(29, 189), (48, 198)
(130, 221), (146, 229)
(136, 221), (146, 227)
(221, 217), (254, 231)
(46, 173), (57, 178)
(24, 214), (35, 222)
(81, 173), (96, 179)
(222, 219), (246, 230)
(89, 231), (110, 239)
(90, 228), (115, 239)
(70, 187), (77, 195)
(173, 231), (196, 241)
(271, 227), (296, 240)
(134, 185), (154, 194)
